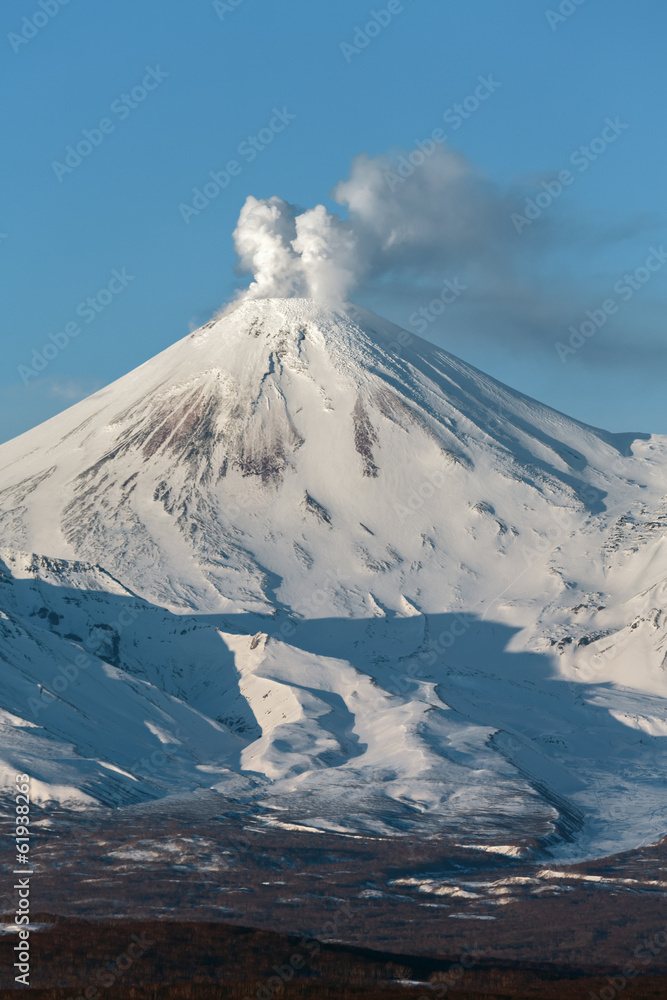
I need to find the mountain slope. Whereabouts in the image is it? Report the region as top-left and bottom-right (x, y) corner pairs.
(0, 298), (666, 859)
(0, 297), (659, 616)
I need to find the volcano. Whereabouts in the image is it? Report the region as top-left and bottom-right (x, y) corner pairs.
(1, 297), (666, 859)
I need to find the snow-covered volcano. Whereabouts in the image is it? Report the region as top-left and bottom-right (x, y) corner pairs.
(1, 298), (666, 858)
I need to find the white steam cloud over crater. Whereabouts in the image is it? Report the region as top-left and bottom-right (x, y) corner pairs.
(228, 144), (663, 367)
(233, 197), (358, 303)
(232, 146), (525, 306)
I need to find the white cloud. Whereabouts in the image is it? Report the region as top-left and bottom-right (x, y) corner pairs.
(233, 195), (302, 299)
(231, 146), (523, 306)
(229, 145), (666, 369)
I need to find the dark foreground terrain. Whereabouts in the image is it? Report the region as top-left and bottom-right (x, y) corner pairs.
(1, 916), (667, 999)
(2, 798), (666, 997)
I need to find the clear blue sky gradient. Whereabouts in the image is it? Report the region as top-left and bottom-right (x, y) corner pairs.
(1, 0), (665, 442)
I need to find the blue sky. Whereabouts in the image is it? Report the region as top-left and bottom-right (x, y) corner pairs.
(1, 0), (665, 443)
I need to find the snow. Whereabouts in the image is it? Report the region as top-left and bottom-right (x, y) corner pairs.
(0, 298), (665, 860)
(457, 844), (528, 857)
(535, 869), (667, 889)
(0, 924), (51, 935)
